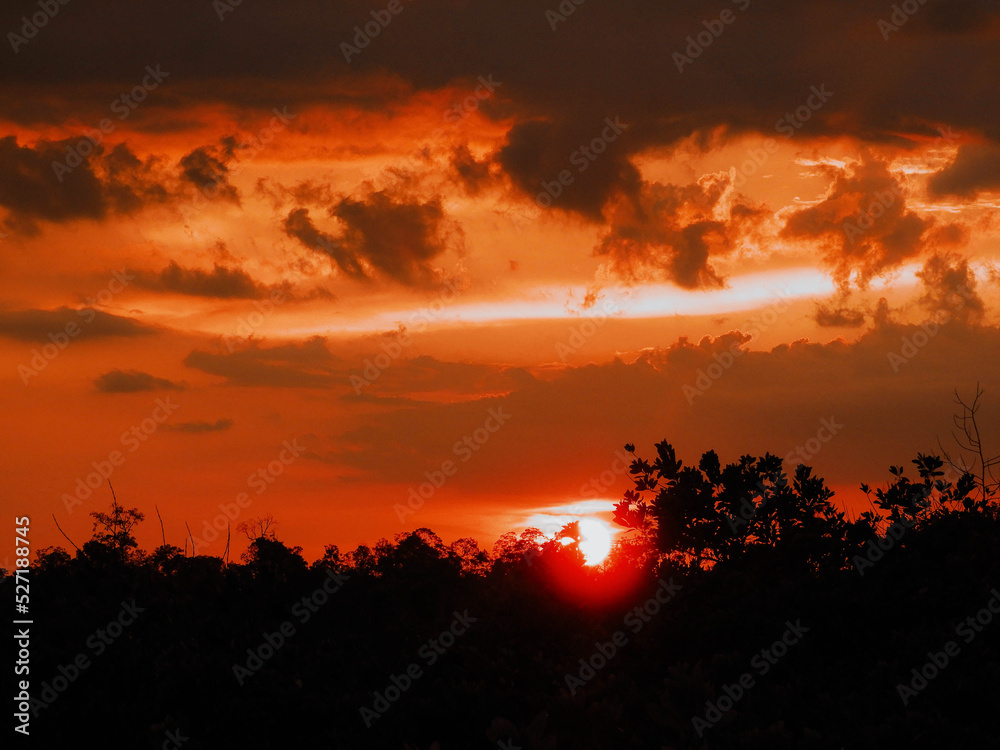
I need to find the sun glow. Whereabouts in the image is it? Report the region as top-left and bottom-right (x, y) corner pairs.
(578, 518), (612, 566)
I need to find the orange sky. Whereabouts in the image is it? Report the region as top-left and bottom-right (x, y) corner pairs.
(2, 0), (999, 564)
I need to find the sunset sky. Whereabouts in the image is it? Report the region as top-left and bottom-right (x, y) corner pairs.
(3, 0), (999, 563)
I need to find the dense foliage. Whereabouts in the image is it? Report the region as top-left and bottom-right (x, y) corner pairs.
(6, 441), (1000, 749)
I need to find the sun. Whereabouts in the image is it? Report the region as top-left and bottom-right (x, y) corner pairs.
(578, 518), (612, 566)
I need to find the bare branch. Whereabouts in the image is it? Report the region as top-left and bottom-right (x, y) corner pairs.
(155, 505), (166, 547)
(52, 514), (81, 552)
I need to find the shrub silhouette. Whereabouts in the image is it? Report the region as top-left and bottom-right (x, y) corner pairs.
(8, 430), (1000, 749)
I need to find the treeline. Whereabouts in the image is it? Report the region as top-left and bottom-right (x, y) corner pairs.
(6, 440), (1000, 749)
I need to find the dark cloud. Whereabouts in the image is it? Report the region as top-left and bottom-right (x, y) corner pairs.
(928, 143), (1000, 198)
(2, 0), (998, 240)
(814, 305), (866, 328)
(95, 369), (186, 393)
(496, 118), (640, 221)
(450, 145), (492, 195)
(283, 208), (367, 281)
(363, 355), (536, 397)
(916, 253), (986, 325)
(130, 261), (265, 299)
(325, 317), (1000, 494)
(781, 157), (930, 287)
(178, 145), (239, 204)
(594, 175), (745, 289)
(101, 143), (172, 214)
(284, 187), (463, 287)
(256, 178), (336, 209)
(183, 336), (343, 388)
(0, 307), (157, 342)
(4, 0), (1000, 154)
(0, 136), (105, 234)
(0, 136), (239, 235)
(162, 418), (234, 433)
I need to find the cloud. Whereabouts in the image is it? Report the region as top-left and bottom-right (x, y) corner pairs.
(594, 175), (742, 289)
(357, 355), (536, 397)
(130, 261), (266, 299)
(283, 208), (367, 281)
(101, 143), (172, 214)
(162, 418), (234, 433)
(781, 157), (930, 287)
(450, 145), (492, 195)
(182, 336), (343, 388)
(4, 0), (1000, 161)
(95, 369), (186, 393)
(496, 119), (640, 221)
(284, 187), (463, 287)
(0, 307), (157, 342)
(916, 253), (986, 325)
(813, 305), (866, 328)
(0, 136), (105, 234)
(178, 145), (239, 204)
(0, 137), (233, 235)
(321, 316), (1000, 499)
(928, 143), (1000, 198)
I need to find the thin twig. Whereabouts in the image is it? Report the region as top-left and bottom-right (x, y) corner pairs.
(51, 514), (81, 552)
(155, 505), (166, 547)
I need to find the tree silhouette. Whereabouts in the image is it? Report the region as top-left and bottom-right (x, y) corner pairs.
(237, 514), (276, 542)
(613, 440), (854, 571)
(939, 383), (1000, 503)
(88, 486), (145, 563)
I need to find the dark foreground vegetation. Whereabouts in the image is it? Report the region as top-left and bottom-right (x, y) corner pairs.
(8, 431), (1000, 749)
